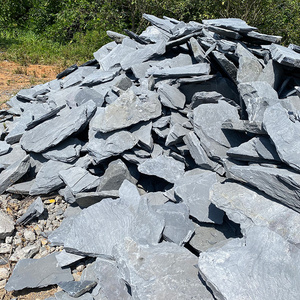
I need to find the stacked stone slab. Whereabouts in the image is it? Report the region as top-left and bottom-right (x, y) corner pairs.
(1, 13), (300, 299)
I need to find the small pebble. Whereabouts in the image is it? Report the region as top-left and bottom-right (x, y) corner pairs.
(0, 267), (10, 280)
(24, 229), (36, 242)
(5, 236), (13, 244)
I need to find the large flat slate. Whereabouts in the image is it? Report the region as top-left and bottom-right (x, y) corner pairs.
(270, 43), (300, 68)
(202, 18), (256, 32)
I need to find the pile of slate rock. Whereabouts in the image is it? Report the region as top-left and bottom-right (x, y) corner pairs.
(1, 13), (300, 299)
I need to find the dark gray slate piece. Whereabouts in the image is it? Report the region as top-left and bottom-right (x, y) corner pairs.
(227, 136), (280, 162)
(30, 160), (72, 195)
(93, 41), (117, 63)
(138, 155), (185, 183)
(245, 31), (282, 44)
(73, 88), (104, 107)
(165, 123), (189, 146)
(58, 281), (97, 298)
(5, 253), (73, 291)
(198, 226), (300, 300)
(59, 186), (76, 204)
(157, 82), (186, 109)
(55, 250), (85, 267)
(257, 59), (282, 90)
(0, 155), (30, 194)
(142, 13), (176, 33)
(174, 171), (224, 224)
(221, 119), (267, 134)
(20, 101), (96, 153)
(263, 103), (300, 171)
(130, 121), (153, 151)
(270, 43), (300, 68)
(202, 18), (256, 32)
(155, 202), (194, 245)
(190, 91), (224, 108)
(62, 73), (82, 89)
(210, 182), (300, 245)
(0, 211), (14, 239)
(92, 89), (161, 133)
(42, 138), (82, 163)
(106, 30), (127, 43)
(87, 131), (137, 164)
(54, 291), (93, 300)
(75, 190), (119, 208)
(114, 238), (214, 300)
(6, 180), (34, 195)
(80, 69), (119, 87)
(206, 25), (242, 39)
(16, 197), (44, 225)
(59, 167), (100, 195)
(0, 141), (10, 156)
(97, 159), (135, 192)
(289, 44), (300, 53)
(189, 37), (207, 63)
(56, 64), (78, 79)
(230, 165), (300, 213)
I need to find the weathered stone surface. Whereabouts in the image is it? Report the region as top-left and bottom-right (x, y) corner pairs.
(30, 160), (72, 195)
(263, 103), (300, 171)
(59, 167), (100, 195)
(143, 13), (176, 33)
(58, 281), (97, 298)
(9, 244), (40, 262)
(174, 171), (224, 224)
(0, 141), (11, 156)
(75, 190), (119, 208)
(93, 41), (117, 63)
(157, 83), (186, 109)
(165, 123), (189, 146)
(0, 211), (14, 239)
(57, 64), (78, 79)
(55, 250), (85, 267)
(92, 89), (161, 133)
(270, 43), (300, 68)
(245, 31), (282, 44)
(54, 291), (94, 300)
(5, 253), (73, 291)
(210, 182), (300, 245)
(138, 155), (185, 183)
(130, 121), (153, 151)
(221, 119), (267, 134)
(80, 69), (119, 87)
(0, 155), (30, 194)
(16, 197), (44, 225)
(114, 238), (214, 300)
(198, 226), (300, 300)
(212, 51), (237, 84)
(202, 18), (256, 32)
(230, 165), (300, 213)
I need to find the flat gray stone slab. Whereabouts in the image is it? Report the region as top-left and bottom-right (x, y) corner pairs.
(0, 155), (30, 194)
(157, 83), (186, 109)
(138, 155), (185, 183)
(212, 51), (237, 84)
(58, 281), (97, 298)
(114, 238), (214, 300)
(0, 144), (24, 169)
(5, 253), (73, 291)
(92, 89), (161, 133)
(263, 103), (300, 171)
(0, 141), (11, 156)
(130, 121), (153, 151)
(165, 123), (189, 146)
(6, 180), (34, 195)
(55, 250), (85, 267)
(75, 190), (119, 208)
(93, 41), (117, 63)
(42, 138), (82, 163)
(0, 211), (14, 239)
(16, 197), (44, 225)
(230, 165), (300, 213)
(174, 171), (224, 224)
(59, 167), (100, 195)
(245, 31), (282, 44)
(30, 160), (72, 195)
(210, 182), (300, 245)
(202, 18), (256, 32)
(87, 131), (137, 164)
(270, 43), (300, 68)
(198, 226), (300, 300)
(20, 100), (96, 153)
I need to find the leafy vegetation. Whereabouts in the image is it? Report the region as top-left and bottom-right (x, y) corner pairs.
(0, 0), (299, 66)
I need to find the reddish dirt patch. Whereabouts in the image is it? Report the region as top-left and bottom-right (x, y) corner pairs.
(0, 60), (61, 109)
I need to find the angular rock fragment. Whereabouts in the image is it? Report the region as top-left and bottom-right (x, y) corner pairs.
(222, 119), (267, 134)
(9, 244), (40, 262)
(6, 180), (34, 195)
(202, 18), (256, 32)
(130, 121), (153, 151)
(75, 190), (119, 208)
(58, 281), (97, 298)
(80, 69), (119, 87)
(245, 31), (282, 44)
(0, 141), (11, 156)
(165, 123), (189, 146)
(54, 291), (94, 300)
(114, 238), (214, 300)
(138, 155), (185, 183)
(157, 83), (186, 109)
(5, 253), (73, 291)
(16, 197), (44, 225)
(0, 211), (14, 239)
(56, 64), (78, 79)
(270, 43), (300, 68)
(55, 250), (85, 267)
(198, 226), (300, 300)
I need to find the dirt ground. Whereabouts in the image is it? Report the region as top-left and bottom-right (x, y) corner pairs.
(0, 60), (60, 109)
(0, 59), (61, 299)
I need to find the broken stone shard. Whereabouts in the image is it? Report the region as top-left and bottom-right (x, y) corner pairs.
(55, 250), (85, 267)
(270, 43), (300, 68)
(157, 83), (186, 109)
(0, 211), (14, 239)
(130, 121), (153, 151)
(138, 155), (185, 183)
(58, 281), (97, 298)
(198, 226), (300, 300)
(5, 253), (73, 291)
(16, 197), (44, 225)
(202, 18), (257, 32)
(0, 141), (11, 156)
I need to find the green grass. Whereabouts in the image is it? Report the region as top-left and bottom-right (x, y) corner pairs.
(0, 29), (108, 67)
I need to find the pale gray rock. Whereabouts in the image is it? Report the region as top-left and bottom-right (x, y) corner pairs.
(270, 43), (300, 68)
(221, 119), (266, 134)
(138, 155), (185, 183)
(202, 18), (256, 32)
(48, 217), (75, 247)
(210, 181), (300, 245)
(87, 131), (137, 164)
(92, 89), (161, 133)
(62, 73), (82, 89)
(56, 64), (78, 79)
(165, 123), (189, 146)
(16, 197), (44, 225)
(155, 202), (194, 245)
(157, 83), (186, 109)
(227, 136), (280, 162)
(58, 281), (97, 298)
(107, 30), (127, 43)
(257, 59), (282, 89)
(6, 180), (34, 195)
(263, 103), (300, 171)
(9, 244), (40, 262)
(174, 171), (224, 224)
(206, 25), (242, 39)
(80, 69), (119, 87)
(230, 164), (300, 213)
(30, 160), (72, 195)
(245, 31), (282, 44)
(152, 115), (170, 128)
(190, 91), (225, 108)
(54, 291), (94, 300)
(75, 190), (119, 208)
(114, 238), (214, 300)
(20, 101), (96, 153)
(55, 250), (85, 267)
(73, 88), (104, 107)
(59, 186), (76, 204)
(59, 167), (100, 195)
(0, 155), (30, 194)
(42, 138), (82, 163)
(5, 253), (73, 291)
(143, 13), (176, 33)
(130, 121), (153, 151)
(0, 211), (14, 239)
(93, 41), (117, 63)
(0, 141), (10, 156)
(141, 191), (169, 206)
(198, 226), (300, 300)
(193, 100), (241, 159)
(189, 37), (207, 63)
